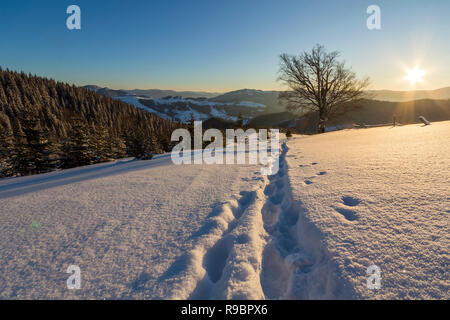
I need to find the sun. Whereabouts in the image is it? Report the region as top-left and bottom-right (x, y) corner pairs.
(405, 67), (425, 86)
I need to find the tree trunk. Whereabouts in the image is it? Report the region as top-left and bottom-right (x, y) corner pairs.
(318, 125), (326, 133)
(318, 111), (327, 133)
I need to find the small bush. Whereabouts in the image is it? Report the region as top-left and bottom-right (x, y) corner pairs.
(286, 129), (293, 138)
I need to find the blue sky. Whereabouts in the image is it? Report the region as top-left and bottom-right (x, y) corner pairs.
(1, 0), (449, 92)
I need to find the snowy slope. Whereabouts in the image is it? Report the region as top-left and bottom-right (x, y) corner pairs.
(282, 121), (449, 299)
(115, 96), (171, 120)
(0, 122), (448, 299)
(113, 95), (265, 123)
(0, 149), (276, 299)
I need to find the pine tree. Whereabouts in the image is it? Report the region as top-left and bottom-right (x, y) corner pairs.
(0, 68), (184, 177)
(108, 133), (126, 159)
(0, 127), (15, 177)
(188, 114), (195, 136)
(237, 112), (244, 129)
(20, 115), (58, 174)
(285, 129), (293, 137)
(92, 125), (110, 162)
(63, 119), (93, 168)
(150, 132), (161, 154)
(12, 119), (32, 176)
(126, 129), (146, 159)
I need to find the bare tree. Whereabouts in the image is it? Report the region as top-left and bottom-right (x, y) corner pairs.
(278, 45), (370, 133)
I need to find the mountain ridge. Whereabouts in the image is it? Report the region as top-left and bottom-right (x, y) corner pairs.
(84, 85), (450, 124)
(84, 85), (450, 102)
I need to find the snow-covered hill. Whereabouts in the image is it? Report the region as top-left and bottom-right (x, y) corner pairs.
(85, 86), (450, 127)
(1, 122), (447, 299)
(366, 87), (450, 102)
(116, 95), (266, 122)
(84, 86), (281, 123)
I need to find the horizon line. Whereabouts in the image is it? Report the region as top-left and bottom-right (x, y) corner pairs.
(90, 84), (450, 94)
(1, 66), (448, 94)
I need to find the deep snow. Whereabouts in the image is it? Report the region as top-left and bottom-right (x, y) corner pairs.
(283, 121), (449, 299)
(0, 122), (448, 299)
(0, 152), (268, 299)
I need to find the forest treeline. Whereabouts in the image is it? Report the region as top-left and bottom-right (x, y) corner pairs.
(0, 68), (184, 178)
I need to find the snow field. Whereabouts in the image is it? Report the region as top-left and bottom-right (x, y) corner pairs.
(284, 121), (450, 299)
(165, 142), (350, 299)
(0, 122), (447, 299)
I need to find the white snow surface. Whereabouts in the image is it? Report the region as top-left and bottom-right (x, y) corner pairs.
(0, 150), (274, 299)
(171, 108), (211, 122)
(209, 107), (238, 121)
(0, 122), (448, 299)
(116, 96), (171, 120)
(115, 95), (264, 122)
(282, 121), (449, 299)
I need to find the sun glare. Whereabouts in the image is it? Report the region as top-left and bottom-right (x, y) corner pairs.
(405, 67), (425, 86)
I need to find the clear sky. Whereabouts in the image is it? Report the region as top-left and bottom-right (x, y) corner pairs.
(1, 0), (449, 92)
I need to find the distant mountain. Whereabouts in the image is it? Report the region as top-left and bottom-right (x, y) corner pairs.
(282, 99), (450, 133)
(248, 111), (294, 128)
(83, 85), (128, 97)
(211, 89), (282, 113)
(368, 87), (450, 102)
(134, 96), (267, 122)
(84, 85), (450, 126)
(128, 89), (220, 99)
(83, 86), (220, 99)
(84, 86), (280, 123)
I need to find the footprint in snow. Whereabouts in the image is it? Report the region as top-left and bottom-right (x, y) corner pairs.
(342, 196), (361, 207)
(334, 207), (358, 221)
(333, 196), (361, 222)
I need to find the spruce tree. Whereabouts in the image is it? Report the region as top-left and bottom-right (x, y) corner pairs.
(0, 127), (15, 177)
(12, 120), (32, 176)
(21, 116), (58, 174)
(150, 132), (161, 155)
(126, 130), (146, 159)
(0, 68), (184, 177)
(109, 134), (126, 159)
(63, 119), (93, 168)
(237, 112), (244, 129)
(92, 125), (110, 162)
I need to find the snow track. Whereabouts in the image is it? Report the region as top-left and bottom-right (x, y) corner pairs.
(1, 123), (446, 299)
(162, 143), (351, 300)
(160, 123), (450, 300)
(260, 144), (352, 299)
(161, 176), (268, 299)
